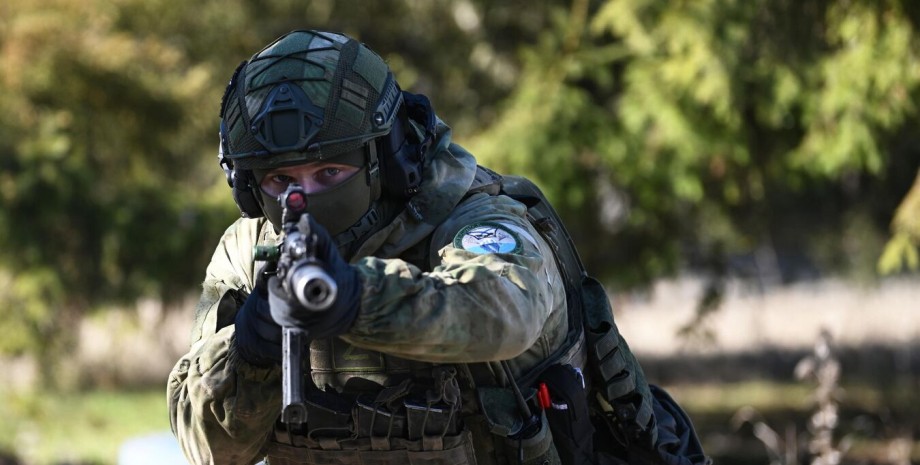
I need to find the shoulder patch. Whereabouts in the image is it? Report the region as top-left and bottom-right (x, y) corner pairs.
(453, 221), (523, 255)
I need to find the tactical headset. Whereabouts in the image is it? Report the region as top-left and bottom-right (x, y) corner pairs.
(217, 61), (437, 222)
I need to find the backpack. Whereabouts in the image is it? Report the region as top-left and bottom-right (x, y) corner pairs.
(470, 166), (711, 465)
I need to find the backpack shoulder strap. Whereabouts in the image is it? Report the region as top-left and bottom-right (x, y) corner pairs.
(464, 166), (708, 464)
(472, 167), (660, 439)
(489, 170), (589, 387)
(466, 165), (503, 198)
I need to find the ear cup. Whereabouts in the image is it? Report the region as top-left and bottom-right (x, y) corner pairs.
(231, 172), (265, 219)
(377, 92), (436, 199)
(220, 118), (265, 219)
(378, 134), (423, 198)
(403, 92), (436, 154)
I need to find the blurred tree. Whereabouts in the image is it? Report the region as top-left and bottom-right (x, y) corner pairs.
(109, 0), (566, 135)
(879, 170), (920, 273)
(2, 0), (920, 386)
(0, 0), (566, 385)
(0, 0), (235, 384)
(469, 0), (920, 289)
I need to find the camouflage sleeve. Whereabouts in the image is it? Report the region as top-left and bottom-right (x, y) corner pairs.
(166, 218), (282, 465)
(342, 192), (567, 363)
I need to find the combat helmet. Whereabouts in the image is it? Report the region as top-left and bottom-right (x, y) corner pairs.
(218, 30), (434, 246)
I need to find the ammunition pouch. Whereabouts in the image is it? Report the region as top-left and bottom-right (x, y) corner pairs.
(267, 430), (477, 465)
(504, 412), (561, 465)
(540, 364), (596, 465)
(475, 386), (562, 465)
(266, 366), (477, 465)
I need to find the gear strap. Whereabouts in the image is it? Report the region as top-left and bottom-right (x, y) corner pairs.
(464, 166), (659, 448)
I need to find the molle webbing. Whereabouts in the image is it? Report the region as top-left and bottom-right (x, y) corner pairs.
(267, 431), (477, 465)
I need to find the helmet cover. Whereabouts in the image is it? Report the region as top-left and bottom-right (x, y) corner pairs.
(221, 30), (402, 169)
(218, 30), (404, 237)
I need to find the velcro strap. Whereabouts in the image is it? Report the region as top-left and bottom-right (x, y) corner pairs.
(597, 349), (628, 382)
(591, 327), (620, 361)
(632, 397), (654, 432)
(604, 370), (636, 400)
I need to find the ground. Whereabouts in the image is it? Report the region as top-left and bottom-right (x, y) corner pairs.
(1, 275), (917, 464)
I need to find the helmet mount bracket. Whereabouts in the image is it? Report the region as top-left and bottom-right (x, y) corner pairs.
(251, 83), (324, 155)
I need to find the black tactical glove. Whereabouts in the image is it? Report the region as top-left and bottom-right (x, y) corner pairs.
(268, 215), (362, 340)
(234, 264), (283, 367)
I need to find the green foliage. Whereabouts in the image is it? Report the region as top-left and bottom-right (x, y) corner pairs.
(0, 0), (236, 364)
(1, 0), (918, 369)
(0, 0), (574, 366)
(470, 0), (920, 286)
(878, 171), (920, 273)
(0, 270), (61, 354)
(877, 232), (919, 273)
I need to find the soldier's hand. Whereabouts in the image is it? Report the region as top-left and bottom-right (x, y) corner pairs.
(234, 263), (283, 366)
(269, 215), (362, 339)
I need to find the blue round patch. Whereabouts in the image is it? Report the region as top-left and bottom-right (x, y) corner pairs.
(453, 222), (523, 255)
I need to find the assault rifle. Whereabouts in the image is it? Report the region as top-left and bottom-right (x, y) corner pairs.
(253, 184), (337, 426)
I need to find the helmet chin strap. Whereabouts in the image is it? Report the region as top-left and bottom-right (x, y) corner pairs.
(365, 138), (382, 206)
(332, 141), (385, 253)
(333, 203), (382, 251)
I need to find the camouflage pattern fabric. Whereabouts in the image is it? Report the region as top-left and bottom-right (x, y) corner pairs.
(167, 121), (569, 465)
(223, 30), (399, 167)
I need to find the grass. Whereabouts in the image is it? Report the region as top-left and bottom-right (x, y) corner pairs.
(663, 380), (920, 464)
(0, 380), (915, 464)
(0, 387), (170, 465)
(664, 379), (915, 418)
(662, 381), (817, 413)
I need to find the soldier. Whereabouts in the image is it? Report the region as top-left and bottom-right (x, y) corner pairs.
(167, 30), (708, 465)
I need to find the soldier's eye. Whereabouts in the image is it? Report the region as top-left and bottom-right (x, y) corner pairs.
(272, 174), (295, 184)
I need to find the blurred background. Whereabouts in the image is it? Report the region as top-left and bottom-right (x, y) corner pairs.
(1, 0), (919, 464)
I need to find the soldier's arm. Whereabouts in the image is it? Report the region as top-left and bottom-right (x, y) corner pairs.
(342, 193), (566, 362)
(166, 219), (281, 465)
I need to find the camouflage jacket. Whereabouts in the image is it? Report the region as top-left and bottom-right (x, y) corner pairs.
(167, 122), (569, 465)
